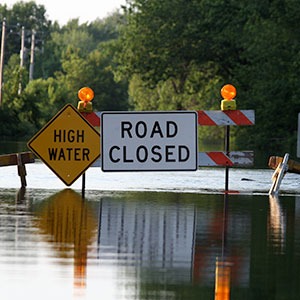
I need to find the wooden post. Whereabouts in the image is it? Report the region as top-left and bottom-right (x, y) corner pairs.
(29, 30), (35, 81)
(269, 155), (300, 174)
(0, 152), (35, 187)
(0, 19), (6, 106)
(17, 153), (27, 187)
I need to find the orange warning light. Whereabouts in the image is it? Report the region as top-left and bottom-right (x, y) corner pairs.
(221, 84), (236, 100)
(78, 87), (94, 102)
(77, 87), (94, 113)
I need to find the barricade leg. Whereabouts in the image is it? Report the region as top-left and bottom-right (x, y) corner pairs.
(269, 153), (289, 195)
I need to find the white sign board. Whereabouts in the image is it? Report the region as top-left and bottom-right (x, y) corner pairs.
(101, 111), (198, 171)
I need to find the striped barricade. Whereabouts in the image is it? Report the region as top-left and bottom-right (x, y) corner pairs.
(197, 110), (255, 168)
(92, 151), (254, 168)
(197, 110), (255, 126)
(81, 110), (255, 127)
(82, 110), (255, 168)
(198, 151), (254, 167)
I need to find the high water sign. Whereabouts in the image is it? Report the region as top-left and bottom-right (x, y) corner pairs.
(27, 104), (100, 186)
(101, 111), (198, 172)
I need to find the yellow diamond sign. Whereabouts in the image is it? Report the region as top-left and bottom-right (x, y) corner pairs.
(27, 104), (100, 186)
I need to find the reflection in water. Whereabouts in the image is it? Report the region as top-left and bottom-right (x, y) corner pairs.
(98, 196), (196, 283)
(215, 259), (231, 300)
(16, 187), (27, 204)
(1, 189), (300, 299)
(214, 195), (231, 300)
(268, 194), (286, 254)
(34, 189), (97, 291)
(192, 194), (235, 300)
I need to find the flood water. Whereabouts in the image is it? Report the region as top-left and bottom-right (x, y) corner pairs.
(0, 186), (300, 299)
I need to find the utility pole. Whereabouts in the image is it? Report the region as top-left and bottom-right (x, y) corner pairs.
(29, 30), (35, 81)
(18, 26), (25, 95)
(0, 19), (6, 106)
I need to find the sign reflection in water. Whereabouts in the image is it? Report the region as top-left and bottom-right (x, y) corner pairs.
(34, 189), (98, 290)
(1, 188), (297, 299)
(97, 193), (252, 299)
(33, 191), (287, 299)
(97, 194), (196, 283)
(214, 195), (232, 300)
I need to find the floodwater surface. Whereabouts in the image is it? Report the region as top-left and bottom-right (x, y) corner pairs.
(0, 188), (299, 299)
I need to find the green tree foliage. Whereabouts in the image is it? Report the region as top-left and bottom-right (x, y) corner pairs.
(117, 0), (300, 152)
(0, 5), (129, 138)
(117, 0), (209, 94)
(118, 0), (245, 93)
(0, 1), (51, 77)
(231, 0), (300, 152)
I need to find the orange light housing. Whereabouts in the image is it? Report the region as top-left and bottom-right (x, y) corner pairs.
(78, 87), (94, 102)
(221, 84), (236, 100)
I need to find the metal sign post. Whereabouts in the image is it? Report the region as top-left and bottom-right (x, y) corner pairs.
(297, 113), (300, 158)
(224, 126), (230, 192)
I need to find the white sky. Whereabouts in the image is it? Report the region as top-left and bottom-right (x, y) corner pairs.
(2, 0), (127, 25)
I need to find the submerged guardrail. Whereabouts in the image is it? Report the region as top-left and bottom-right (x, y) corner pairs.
(0, 151), (35, 187)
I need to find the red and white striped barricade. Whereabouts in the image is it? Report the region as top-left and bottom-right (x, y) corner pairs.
(81, 110), (255, 168)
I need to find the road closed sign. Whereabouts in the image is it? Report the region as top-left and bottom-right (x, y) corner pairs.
(101, 111), (198, 171)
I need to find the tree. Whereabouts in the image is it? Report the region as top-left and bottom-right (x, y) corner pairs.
(88, 12), (126, 43)
(231, 1), (300, 152)
(0, 1), (51, 65)
(116, 0), (245, 90)
(0, 9), (129, 138)
(116, 0), (300, 152)
(56, 42), (128, 111)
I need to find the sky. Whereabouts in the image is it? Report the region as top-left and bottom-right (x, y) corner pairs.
(2, 0), (127, 25)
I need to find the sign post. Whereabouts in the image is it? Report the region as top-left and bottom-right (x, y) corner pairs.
(297, 113), (300, 157)
(28, 104), (100, 186)
(101, 111), (198, 172)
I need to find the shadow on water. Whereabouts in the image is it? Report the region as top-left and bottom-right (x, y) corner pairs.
(1, 188), (300, 299)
